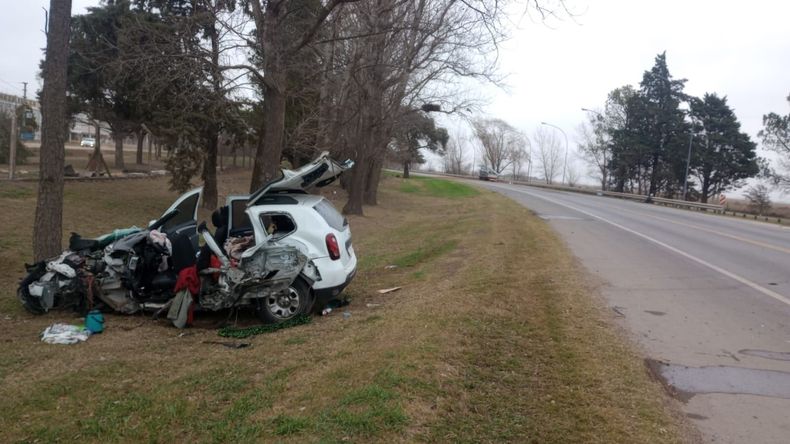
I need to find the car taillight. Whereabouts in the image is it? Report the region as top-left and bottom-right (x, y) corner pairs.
(326, 233), (340, 260)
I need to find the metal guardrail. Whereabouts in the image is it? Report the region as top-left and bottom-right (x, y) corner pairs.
(600, 191), (724, 211)
(400, 169), (788, 225)
(412, 170), (725, 212)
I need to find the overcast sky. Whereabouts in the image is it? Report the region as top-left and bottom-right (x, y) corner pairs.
(1, 0), (788, 197)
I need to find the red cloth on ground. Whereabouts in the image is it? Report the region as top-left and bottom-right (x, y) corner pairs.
(174, 265), (200, 296)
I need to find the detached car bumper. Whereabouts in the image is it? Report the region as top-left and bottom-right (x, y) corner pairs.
(313, 267), (356, 306)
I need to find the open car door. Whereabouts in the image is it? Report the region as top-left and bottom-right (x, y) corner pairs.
(157, 187), (203, 251)
(247, 152), (353, 207)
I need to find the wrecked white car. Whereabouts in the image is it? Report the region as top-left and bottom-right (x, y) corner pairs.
(18, 152), (355, 325)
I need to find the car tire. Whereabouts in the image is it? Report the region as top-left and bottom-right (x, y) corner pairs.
(255, 277), (312, 324)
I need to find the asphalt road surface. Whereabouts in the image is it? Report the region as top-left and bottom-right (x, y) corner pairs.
(477, 180), (790, 444)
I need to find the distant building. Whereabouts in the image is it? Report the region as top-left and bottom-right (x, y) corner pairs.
(69, 113), (113, 143)
(0, 91), (42, 140)
(1, 90), (121, 144)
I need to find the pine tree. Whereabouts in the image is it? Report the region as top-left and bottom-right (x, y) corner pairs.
(637, 52), (689, 197)
(689, 93), (759, 202)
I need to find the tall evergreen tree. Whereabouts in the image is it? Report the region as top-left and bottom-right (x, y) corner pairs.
(608, 86), (654, 193)
(391, 110), (449, 178)
(637, 52), (689, 197)
(688, 93), (759, 202)
(68, 1), (144, 170)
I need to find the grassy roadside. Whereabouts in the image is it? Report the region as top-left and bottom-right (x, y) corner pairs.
(0, 173), (693, 443)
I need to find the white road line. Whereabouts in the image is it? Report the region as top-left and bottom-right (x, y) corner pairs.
(612, 206), (790, 255)
(499, 185), (790, 308)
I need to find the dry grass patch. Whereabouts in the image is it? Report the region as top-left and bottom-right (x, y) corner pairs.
(0, 172), (692, 443)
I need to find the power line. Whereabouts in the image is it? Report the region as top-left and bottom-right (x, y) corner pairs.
(0, 76), (25, 94)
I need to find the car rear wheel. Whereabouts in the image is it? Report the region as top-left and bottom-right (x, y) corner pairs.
(255, 277), (312, 324)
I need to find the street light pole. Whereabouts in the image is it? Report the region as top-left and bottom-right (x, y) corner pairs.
(682, 131), (693, 201)
(540, 121), (568, 184)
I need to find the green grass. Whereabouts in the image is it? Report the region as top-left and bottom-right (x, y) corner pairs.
(393, 239), (458, 268)
(399, 176), (479, 198)
(0, 186), (34, 199)
(0, 172), (689, 444)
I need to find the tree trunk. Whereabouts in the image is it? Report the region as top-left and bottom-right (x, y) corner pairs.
(114, 133), (125, 170)
(249, 1), (288, 192)
(135, 128), (144, 164)
(648, 152), (659, 197)
(402, 161), (410, 179)
(93, 123), (101, 158)
(250, 85), (286, 192)
(701, 175), (710, 203)
(202, 129), (219, 209)
(343, 153), (368, 215)
(33, 0), (71, 261)
(364, 157), (383, 206)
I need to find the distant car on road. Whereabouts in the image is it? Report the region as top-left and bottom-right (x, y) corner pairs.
(479, 167), (498, 181)
(80, 137), (96, 148)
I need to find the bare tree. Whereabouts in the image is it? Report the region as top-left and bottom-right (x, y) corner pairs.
(509, 135), (529, 180)
(759, 93), (790, 189)
(327, 0), (512, 214)
(534, 126), (562, 184)
(443, 138), (467, 174)
(472, 118), (523, 174)
(34, 0), (72, 261)
(246, 0), (356, 191)
(565, 163), (579, 187)
(577, 110), (610, 190)
(744, 184), (772, 215)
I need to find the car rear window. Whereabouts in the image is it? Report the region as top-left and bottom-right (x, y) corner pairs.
(230, 199), (252, 234)
(161, 192), (199, 232)
(313, 199), (346, 231)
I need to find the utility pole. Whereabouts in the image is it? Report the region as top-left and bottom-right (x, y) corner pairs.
(21, 82), (28, 132)
(9, 110), (17, 179)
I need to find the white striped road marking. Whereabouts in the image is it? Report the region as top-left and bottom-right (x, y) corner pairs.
(498, 185), (790, 308)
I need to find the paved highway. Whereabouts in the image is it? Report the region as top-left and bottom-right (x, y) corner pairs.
(477, 181), (790, 444)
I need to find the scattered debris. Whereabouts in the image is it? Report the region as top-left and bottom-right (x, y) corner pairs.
(64, 164), (79, 177)
(644, 310), (666, 316)
(121, 320), (146, 331)
(377, 287), (402, 294)
(218, 314), (312, 339)
(384, 265), (398, 270)
(323, 298), (350, 315)
(202, 340), (251, 349)
(612, 306), (626, 317)
(41, 323), (91, 345)
(342, 311), (351, 320)
(85, 310), (104, 334)
(366, 303), (381, 308)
